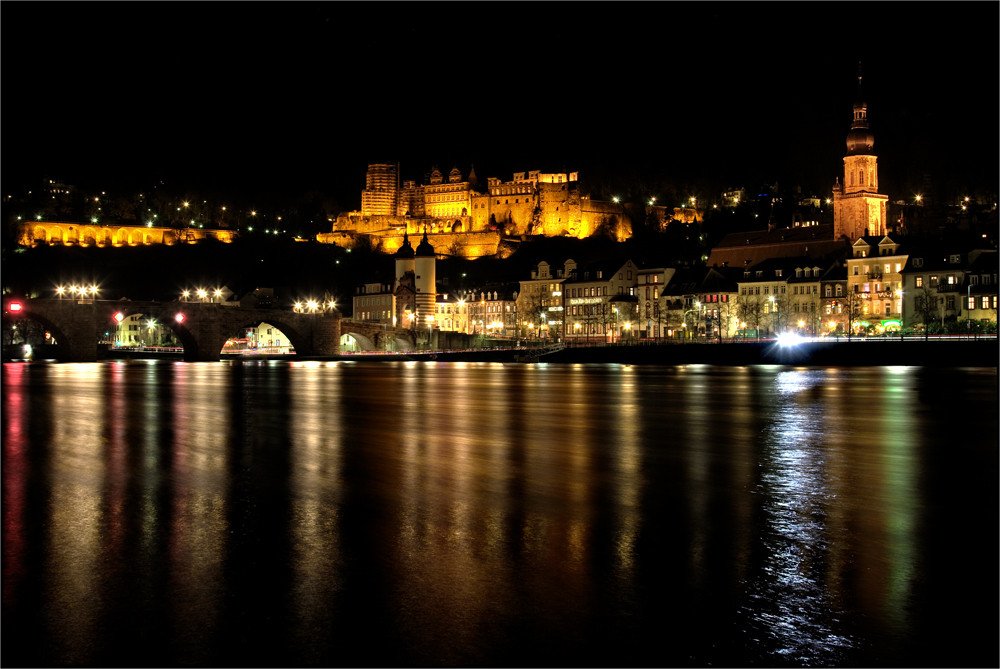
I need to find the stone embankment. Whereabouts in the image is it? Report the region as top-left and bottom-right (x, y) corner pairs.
(338, 339), (999, 367)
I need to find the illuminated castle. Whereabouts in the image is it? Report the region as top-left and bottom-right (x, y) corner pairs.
(831, 67), (889, 241)
(320, 165), (636, 258)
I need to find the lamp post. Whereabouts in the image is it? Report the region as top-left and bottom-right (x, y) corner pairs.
(967, 282), (971, 337)
(769, 295), (777, 336)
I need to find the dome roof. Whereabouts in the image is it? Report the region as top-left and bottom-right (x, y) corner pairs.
(846, 127), (874, 154)
(845, 101), (874, 155)
(416, 232), (435, 256)
(395, 233), (414, 258)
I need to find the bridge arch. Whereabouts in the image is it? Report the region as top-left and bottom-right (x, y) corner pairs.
(220, 317), (311, 355)
(339, 326), (415, 352)
(2, 309), (73, 359)
(340, 331), (375, 351)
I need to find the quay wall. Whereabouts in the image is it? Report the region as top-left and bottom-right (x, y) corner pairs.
(541, 339), (999, 367)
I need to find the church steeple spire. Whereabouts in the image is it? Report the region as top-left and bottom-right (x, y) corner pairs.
(846, 61), (873, 156)
(833, 62), (887, 240)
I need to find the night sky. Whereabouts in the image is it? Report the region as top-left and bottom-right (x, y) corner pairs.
(3, 2), (997, 209)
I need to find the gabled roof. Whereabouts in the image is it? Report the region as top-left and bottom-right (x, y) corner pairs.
(563, 258), (636, 284)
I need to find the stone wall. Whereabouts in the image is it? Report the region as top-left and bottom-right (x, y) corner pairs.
(19, 222), (236, 248)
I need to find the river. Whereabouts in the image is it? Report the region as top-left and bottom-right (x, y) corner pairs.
(2, 360), (997, 667)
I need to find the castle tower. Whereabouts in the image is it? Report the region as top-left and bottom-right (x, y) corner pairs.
(361, 163), (399, 216)
(414, 230), (437, 328)
(832, 64), (888, 240)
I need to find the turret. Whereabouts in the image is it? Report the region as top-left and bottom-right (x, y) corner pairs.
(394, 231), (415, 290)
(414, 231), (437, 329)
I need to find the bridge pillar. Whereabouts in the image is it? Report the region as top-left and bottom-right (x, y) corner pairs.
(311, 313), (341, 356)
(185, 315), (227, 362)
(63, 302), (99, 361)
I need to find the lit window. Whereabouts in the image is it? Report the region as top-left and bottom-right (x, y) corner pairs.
(916, 277), (923, 288)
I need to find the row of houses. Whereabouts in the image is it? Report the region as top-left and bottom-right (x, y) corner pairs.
(353, 234), (998, 341)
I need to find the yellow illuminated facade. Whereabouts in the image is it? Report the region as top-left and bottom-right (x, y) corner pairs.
(846, 236), (907, 332)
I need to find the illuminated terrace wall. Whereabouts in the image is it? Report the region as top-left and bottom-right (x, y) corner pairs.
(19, 222), (236, 248)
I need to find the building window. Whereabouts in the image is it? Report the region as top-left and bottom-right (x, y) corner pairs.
(916, 276), (923, 288)
(969, 296), (976, 310)
(981, 296), (989, 309)
(853, 266), (859, 276)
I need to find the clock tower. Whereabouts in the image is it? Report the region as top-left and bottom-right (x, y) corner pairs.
(832, 65), (889, 241)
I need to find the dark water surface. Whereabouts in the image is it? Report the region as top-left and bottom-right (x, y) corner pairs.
(3, 361), (997, 667)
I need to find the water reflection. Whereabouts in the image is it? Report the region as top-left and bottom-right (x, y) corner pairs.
(748, 368), (855, 663)
(2, 361), (997, 667)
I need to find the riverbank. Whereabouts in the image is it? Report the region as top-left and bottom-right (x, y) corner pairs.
(326, 339), (998, 367)
(5, 339), (997, 367)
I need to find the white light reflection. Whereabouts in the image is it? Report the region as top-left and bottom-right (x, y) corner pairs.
(746, 368), (854, 662)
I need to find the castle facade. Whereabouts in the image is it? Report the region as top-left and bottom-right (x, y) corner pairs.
(321, 165), (634, 258)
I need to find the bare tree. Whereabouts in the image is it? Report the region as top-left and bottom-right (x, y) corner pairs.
(736, 293), (764, 340)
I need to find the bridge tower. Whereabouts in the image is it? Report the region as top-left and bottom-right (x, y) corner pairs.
(414, 231), (436, 329)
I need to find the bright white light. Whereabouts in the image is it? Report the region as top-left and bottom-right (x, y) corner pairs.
(776, 332), (804, 347)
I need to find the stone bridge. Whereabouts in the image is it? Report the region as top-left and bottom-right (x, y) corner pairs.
(12, 300), (421, 361)
(13, 299), (344, 362)
(338, 319), (418, 353)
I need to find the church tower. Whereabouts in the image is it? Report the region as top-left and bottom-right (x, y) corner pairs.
(832, 65), (889, 241)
